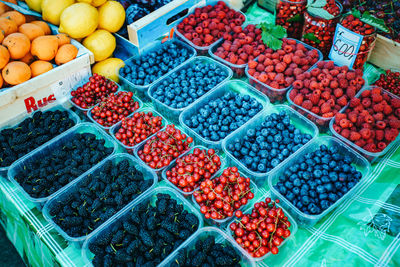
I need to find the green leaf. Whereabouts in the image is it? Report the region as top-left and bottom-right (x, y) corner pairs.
(258, 22), (286, 50)
(307, 0), (327, 8)
(361, 11), (390, 33)
(303, 33), (322, 44)
(308, 6), (334, 19)
(351, 9), (361, 18)
(271, 25), (287, 39)
(287, 14), (303, 22)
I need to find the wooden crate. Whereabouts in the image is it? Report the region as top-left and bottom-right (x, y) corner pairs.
(369, 34), (400, 70)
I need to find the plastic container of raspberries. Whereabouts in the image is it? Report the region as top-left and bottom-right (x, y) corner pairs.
(82, 186), (204, 267)
(0, 104), (80, 177)
(118, 39), (196, 98)
(109, 107), (168, 154)
(161, 145), (225, 197)
(329, 86), (400, 162)
(225, 192), (298, 262)
(159, 226), (256, 267)
(7, 122), (118, 206)
(42, 153), (158, 243)
(179, 80), (270, 150)
(86, 91), (143, 132)
(268, 136), (371, 227)
(246, 38), (323, 104)
(148, 56), (233, 123)
(222, 105), (319, 187)
(174, 0), (247, 56)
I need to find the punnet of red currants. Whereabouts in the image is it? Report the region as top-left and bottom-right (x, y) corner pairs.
(70, 74), (119, 110)
(137, 124), (193, 169)
(229, 198), (292, 258)
(193, 166), (255, 221)
(374, 69), (400, 97)
(90, 91), (141, 128)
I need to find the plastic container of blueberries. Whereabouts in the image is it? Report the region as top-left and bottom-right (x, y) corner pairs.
(268, 136), (371, 227)
(109, 107), (168, 154)
(0, 104), (80, 177)
(222, 105), (319, 187)
(118, 39), (196, 99)
(329, 86), (400, 163)
(245, 38), (323, 104)
(159, 226), (256, 267)
(86, 91), (143, 132)
(82, 186), (204, 267)
(179, 79), (270, 151)
(7, 122), (118, 208)
(225, 192), (298, 263)
(42, 153), (158, 243)
(174, 0), (247, 56)
(161, 145), (225, 198)
(148, 56), (233, 123)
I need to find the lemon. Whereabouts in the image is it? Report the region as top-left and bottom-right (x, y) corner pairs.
(98, 1), (125, 33)
(92, 57), (124, 82)
(42, 0), (75, 25)
(59, 3), (98, 39)
(83, 29), (116, 62)
(26, 0), (43, 12)
(77, 0), (106, 7)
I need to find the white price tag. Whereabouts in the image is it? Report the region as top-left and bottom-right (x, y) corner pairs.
(329, 24), (363, 69)
(51, 67), (91, 103)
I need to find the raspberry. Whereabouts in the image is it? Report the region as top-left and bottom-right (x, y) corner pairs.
(361, 98), (371, 108)
(348, 111), (358, 123)
(373, 112), (384, 121)
(337, 96), (348, 107)
(309, 92), (320, 105)
(346, 72), (356, 80)
(355, 139), (366, 148)
(372, 103), (384, 113)
(385, 129), (399, 142)
(389, 119), (400, 129)
(302, 100), (313, 110)
(333, 88), (343, 98)
(346, 87), (357, 98)
(320, 102), (331, 113)
(349, 98), (361, 108)
(311, 106), (320, 114)
(377, 142), (387, 151)
(339, 118), (351, 128)
(293, 94), (304, 105)
(383, 105), (393, 115)
(391, 98), (400, 108)
(248, 60), (258, 69)
(371, 94), (383, 103)
(360, 128), (372, 139)
(376, 121), (387, 129)
(350, 131), (361, 141)
(363, 143), (377, 152)
(335, 113), (347, 123)
(340, 128), (350, 138)
(375, 130), (384, 141)
(289, 89), (298, 100)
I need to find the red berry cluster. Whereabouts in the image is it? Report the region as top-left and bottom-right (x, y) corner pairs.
(322, 0), (341, 16)
(70, 74), (119, 109)
(229, 198), (292, 257)
(176, 1), (245, 47)
(90, 91), (140, 127)
(275, 0), (306, 39)
(193, 166), (254, 220)
(332, 87), (400, 153)
(114, 111), (163, 147)
(166, 147), (222, 192)
(289, 61), (365, 119)
(138, 125), (193, 169)
(374, 70), (400, 97)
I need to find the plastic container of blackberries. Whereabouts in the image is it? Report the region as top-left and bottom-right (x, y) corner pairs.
(179, 80), (270, 151)
(42, 153), (158, 243)
(86, 91), (143, 132)
(118, 39), (196, 98)
(222, 105), (319, 186)
(246, 38), (323, 104)
(7, 122), (118, 207)
(159, 227), (256, 267)
(161, 145), (225, 197)
(109, 107), (168, 154)
(0, 104), (80, 177)
(268, 136), (371, 227)
(82, 186), (204, 267)
(329, 86), (400, 162)
(148, 56), (233, 123)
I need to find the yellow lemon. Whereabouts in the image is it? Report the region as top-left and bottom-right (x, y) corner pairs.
(92, 57), (124, 82)
(26, 0), (43, 12)
(98, 1), (125, 33)
(83, 29), (116, 62)
(59, 3), (98, 39)
(77, 0), (106, 7)
(42, 0), (75, 26)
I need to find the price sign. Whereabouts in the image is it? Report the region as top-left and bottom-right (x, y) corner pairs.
(329, 24), (363, 69)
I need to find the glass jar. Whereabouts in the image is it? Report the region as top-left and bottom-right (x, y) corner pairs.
(275, 0), (307, 40)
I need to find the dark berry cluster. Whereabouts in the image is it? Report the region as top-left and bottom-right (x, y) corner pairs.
(119, 42), (193, 86)
(88, 193), (199, 266)
(275, 144), (363, 215)
(171, 235), (241, 266)
(124, 0), (173, 25)
(49, 158), (153, 238)
(227, 111), (313, 173)
(184, 92), (263, 141)
(14, 133), (113, 199)
(151, 60), (228, 109)
(0, 110), (76, 168)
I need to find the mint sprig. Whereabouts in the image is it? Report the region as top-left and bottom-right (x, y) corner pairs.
(257, 22), (287, 50)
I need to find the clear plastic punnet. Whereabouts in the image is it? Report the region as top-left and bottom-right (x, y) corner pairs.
(7, 122), (118, 206)
(0, 104), (80, 177)
(268, 136), (371, 227)
(118, 39), (196, 98)
(246, 38), (323, 104)
(82, 186), (204, 267)
(42, 153), (158, 243)
(329, 86), (400, 162)
(148, 56), (233, 123)
(159, 227), (256, 267)
(179, 80), (270, 150)
(222, 105), (319, 186)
